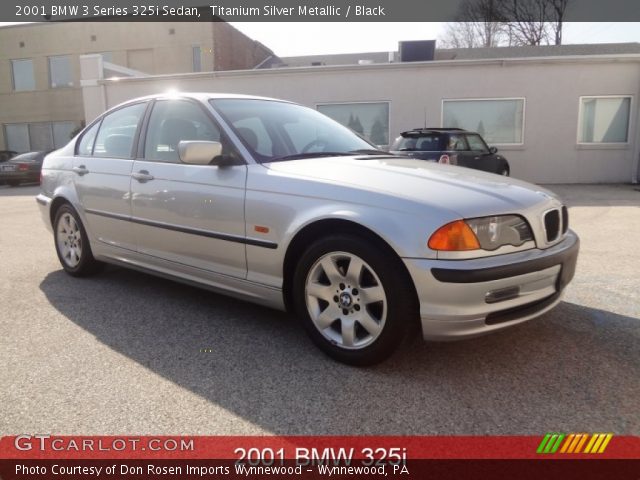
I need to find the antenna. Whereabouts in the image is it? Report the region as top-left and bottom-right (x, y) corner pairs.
(424, 107), (427, 129)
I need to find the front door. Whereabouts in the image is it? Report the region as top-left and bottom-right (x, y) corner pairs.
(130, 99), (247, 279)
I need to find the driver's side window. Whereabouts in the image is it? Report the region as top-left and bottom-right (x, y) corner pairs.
(144, 100), (231, 163)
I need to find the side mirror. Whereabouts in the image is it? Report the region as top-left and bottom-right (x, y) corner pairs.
(178, 141), (223, 165)
(489, 146), (498, 154)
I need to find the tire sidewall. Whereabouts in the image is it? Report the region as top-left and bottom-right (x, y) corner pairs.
(53, 204), (99, 276)
(292, 234), (416, 366)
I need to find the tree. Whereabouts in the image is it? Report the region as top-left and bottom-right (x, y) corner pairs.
(439, 0), (507, 48)
(440, 0), (571, 48)
(348, 115), (364, 136)
(370, 118), (387, 145)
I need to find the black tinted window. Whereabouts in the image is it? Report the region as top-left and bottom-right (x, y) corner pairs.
(445, 134), (468, 151)
(393, 134), (441, 151)
(466, 134), (489, 152)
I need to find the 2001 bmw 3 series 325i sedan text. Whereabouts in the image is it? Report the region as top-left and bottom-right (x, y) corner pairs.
(37, 93), (579, 365)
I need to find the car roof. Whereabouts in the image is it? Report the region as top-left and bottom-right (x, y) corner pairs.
(108, 92), (293, 112)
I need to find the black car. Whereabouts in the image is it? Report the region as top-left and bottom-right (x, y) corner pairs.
(389, 128), (510, 176)
(0, 151), (47, 186)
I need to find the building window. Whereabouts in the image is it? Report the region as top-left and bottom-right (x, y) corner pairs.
(52, 122), (76, 148)
(4, 124), (30, 152)
(192, 46), (202, 72)
(442, 98), (525, 145)
(49, 55), (73, 88)
(578, 96), (631, 144)
(3, 121), (77, 153)
(317, 102), (390, 146)
(11, 59), (35, 91)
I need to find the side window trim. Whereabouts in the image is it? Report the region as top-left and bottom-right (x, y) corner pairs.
(138, 97), (245, 165)
(77, 100), (150, 159)
(75, 118), (102, 156)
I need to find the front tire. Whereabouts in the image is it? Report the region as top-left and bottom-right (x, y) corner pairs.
(293, 234), (417, 366)
(8, 180), (20, 187)
(53, 204), (103, 276)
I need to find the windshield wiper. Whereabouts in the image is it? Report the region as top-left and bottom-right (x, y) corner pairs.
(349, 149), (389, 155)
(269, 152), (355, 162)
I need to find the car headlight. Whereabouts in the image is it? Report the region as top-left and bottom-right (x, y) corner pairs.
(428, 215), (533, 251)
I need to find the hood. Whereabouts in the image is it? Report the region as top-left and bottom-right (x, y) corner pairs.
(264, 156), (558, 218)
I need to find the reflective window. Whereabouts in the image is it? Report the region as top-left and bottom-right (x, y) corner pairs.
(446, 134), (468, 151)
(317, 102), (390, 146)
(145, 100), (222, 162)
(49, 55), (73, 88)
(465, 134), (489, 152)
(77, 121), (101, 155)
(4, 124), (30, 153)
(211, 98), (374, 163)
(4, 121), (78, 153)
(52, 122), (76, 148)
(443, 99), (525, 144)
(94, 103), (147, 158)
(579, 96), (631, 143)
(192, 46), (202, 72)
(11, 59), (35, 91)
(29, 123), (53, 151)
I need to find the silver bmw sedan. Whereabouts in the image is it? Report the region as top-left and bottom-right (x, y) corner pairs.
(36, 93), (579, 365)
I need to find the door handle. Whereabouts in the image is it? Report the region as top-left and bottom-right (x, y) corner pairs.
(131, 170), (154, 182)
(474, 157), (480, 160)
(72, 165), (89, 176)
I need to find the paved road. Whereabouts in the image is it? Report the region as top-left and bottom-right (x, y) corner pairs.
(1, 184), (638, 435)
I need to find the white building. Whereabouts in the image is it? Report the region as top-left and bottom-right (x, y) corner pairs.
(80, 42), (640, 184)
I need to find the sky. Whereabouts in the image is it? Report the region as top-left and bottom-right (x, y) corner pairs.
(1, 21), (639, 57)
(229, 22), (640, 56)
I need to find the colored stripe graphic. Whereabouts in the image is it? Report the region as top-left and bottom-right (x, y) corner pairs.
(537, 433), (614, 454)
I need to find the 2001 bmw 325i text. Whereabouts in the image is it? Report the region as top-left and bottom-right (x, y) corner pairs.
(36, 93), (579, 365)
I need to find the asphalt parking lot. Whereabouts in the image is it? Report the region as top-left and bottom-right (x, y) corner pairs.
(1, 183), (638, 435)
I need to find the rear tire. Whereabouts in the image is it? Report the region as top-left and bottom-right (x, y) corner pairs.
(53, 204), (103, 276)
(293, 234), (417, 366)
(7, 180), (20, 187)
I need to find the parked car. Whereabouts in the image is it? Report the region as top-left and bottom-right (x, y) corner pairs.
(0, 150), (18, 163)
(0, 150), (18, 185)
(389, 128), (511, 176)
(0, 151), (47, 186)
(36, 93), (578, 365)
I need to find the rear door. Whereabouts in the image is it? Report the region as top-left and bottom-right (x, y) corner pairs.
(72, 101), (148, 251)
(130, 98), (248, 279)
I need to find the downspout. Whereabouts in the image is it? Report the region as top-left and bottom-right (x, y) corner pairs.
(633, 61), (640, 184)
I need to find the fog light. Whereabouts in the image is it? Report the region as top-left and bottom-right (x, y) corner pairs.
(485, 286), (520, 304)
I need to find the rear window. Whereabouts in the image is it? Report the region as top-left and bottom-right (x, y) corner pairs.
(392, 134), (441, 151)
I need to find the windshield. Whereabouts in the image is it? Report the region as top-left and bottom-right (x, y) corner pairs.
(209, 98), (377, 162)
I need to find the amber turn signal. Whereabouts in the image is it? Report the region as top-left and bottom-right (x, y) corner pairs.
(428, 220), (481, 251)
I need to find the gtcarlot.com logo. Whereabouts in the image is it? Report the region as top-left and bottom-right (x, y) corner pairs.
(536, 433), (613, 454)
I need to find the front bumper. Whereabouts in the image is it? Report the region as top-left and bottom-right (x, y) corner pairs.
(403, 230), (579, 340)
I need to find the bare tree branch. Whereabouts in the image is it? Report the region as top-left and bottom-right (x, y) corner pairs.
(441, 0), (571, 48)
